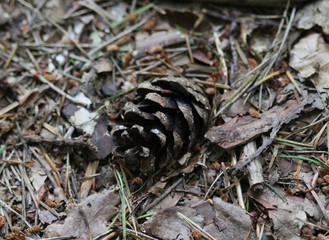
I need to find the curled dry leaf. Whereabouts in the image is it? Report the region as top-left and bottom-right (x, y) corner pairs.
(290, 33), (329, 89)
(296, 0), (329, 35)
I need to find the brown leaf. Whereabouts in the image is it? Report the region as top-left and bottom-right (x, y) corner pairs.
(143, 197), (254, 240)
(44, 192), (120, 239)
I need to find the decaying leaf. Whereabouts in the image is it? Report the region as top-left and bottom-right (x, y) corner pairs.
(44, 191), (120, 239)
(29, 161), (47, 192)
(270, 203), (307, 240)
(221, 90), (253, 117)
(143, 207), (199, 240)
(296, 0), (329, 35)
(143, 197), (254, 240)
(290, 33), (329, 89)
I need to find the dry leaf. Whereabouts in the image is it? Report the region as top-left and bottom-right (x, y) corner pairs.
(44, 191), (120, 239)
(290, 33), (329, 89)
(296, 0), (329, 35)
(269, 203), (307, 240)
(143, 197), (254, 240)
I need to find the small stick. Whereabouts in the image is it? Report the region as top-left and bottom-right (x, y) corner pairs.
(214, 32), (228, 85)
(30, 147), (58, 189)
(254, 70), (282, 86)
(0, 101), (19, 116)
(39, 201), (60, 218)
(204, 171), (223, 199)
(29, 68), (83, 105)
(221, 162), (235, 202)
(79, 161), (99, 199)
(240, 141), (264, 192)
(214, 74), (256, 117)
(0, 159), (33, 168)
(42, 152), (62, 189)
(192, 78), (231, 89)
(231, 151), (245, 209)
(305, 182), (329, 223)
(185, 34), (194, 64)
(24, 135), (98, 152)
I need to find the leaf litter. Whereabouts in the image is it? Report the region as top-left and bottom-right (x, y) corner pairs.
(1, 0), (329, 240)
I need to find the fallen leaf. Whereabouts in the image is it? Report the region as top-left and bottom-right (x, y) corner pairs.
(249, 29), (273, 54)
(143, 206), (200, 240)
(221, 91), (253, 117)
(38, 209), (58, 225)
(44, 191), (120, 239)
(29, 160), (48, 192)
(269, 202), (307, 240)
(296, 0), (329, 35)
(143, 197), (254, 240)
(290, 33), (329, 89)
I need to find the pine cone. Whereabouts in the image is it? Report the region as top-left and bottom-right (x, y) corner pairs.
(111, 77), (210, 173)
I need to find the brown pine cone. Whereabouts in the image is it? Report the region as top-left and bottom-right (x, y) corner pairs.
(111, 77), (210, 173)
